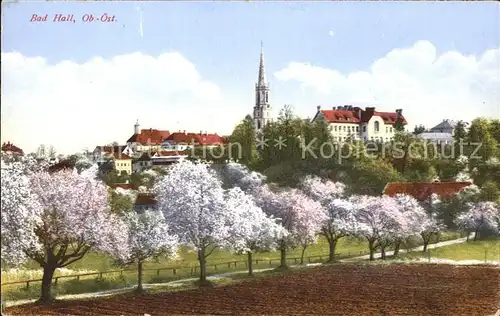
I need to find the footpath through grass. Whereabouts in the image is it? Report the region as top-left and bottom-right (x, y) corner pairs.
(401, 237), (500, 262)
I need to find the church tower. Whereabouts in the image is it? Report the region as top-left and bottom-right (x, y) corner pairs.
(253, 42), (273, 134)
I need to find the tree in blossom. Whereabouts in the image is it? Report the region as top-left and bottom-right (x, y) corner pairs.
(225, 187), (286, 275)
(419, 193), (446, 251)
(1, 160), (41, 266)
(122, 210), (178, 292)
(10, 168), (130, 303)
(455, 201), (500, 241)
(255, 187), (325, 267)
(299, 175), (356, 262)
(220, 162), (266, 194)
(352, 195), (407, 260)
(392, 194), (434, 255)
(154, 160), (232, 282)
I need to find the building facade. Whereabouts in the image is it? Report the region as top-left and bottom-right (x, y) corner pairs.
(253, 43), (274, 135)
(312, 105), (407, 142)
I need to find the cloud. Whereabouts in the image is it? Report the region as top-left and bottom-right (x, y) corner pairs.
(1, 52), (237, 154)
(273, 40), (500, 129)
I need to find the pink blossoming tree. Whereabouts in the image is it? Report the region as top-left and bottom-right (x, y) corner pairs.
(4, 166), (130, 303)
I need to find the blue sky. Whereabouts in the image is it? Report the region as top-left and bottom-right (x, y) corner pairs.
(2, 1), (499, 154)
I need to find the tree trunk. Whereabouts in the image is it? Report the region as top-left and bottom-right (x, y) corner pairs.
(423, 241), (428, 253)
(380, 247), (386, 260)
(137, 261), (143, 293)
(393, 241), (401, 257)
(247, 251), (253, 276)
(198, 248), (207, 282)
(39, 263), (57, 303)
(474, 229), (478, 241)
(466, 233), (470, 242)
(279, 242), (287, 268)
(368, 239), (375, 261)
(300, 245), (307, 265)
(327, 238), (338, 262)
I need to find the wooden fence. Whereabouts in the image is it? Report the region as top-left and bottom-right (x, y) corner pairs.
(1, 251), (368, 290)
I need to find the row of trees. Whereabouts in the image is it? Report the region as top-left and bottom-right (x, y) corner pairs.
(2, 156), (499, 304)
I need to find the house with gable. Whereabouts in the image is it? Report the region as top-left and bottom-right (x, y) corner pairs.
(312, 106), (407, 143)
(134, 193), (158, 213)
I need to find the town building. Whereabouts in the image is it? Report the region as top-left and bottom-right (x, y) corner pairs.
(253, 42), (274, 135)
(134, 193), (158, 213)
(418, 119), (469, 145)
(312, 105), (407, 143)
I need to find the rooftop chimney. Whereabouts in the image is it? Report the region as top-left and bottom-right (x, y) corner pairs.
(366, 107), (375, 112)
(183, 130), (186, 134)
(200, 130), (203, 135)
(337, 106), (343, 110)
(317, 105), (321, 111)
(395, 109), (403, 115)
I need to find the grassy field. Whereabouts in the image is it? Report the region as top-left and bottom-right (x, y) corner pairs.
(402, 237), (500, 261)
(1, 232), (462, 301)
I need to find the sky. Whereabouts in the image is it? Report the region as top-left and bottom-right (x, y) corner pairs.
(1, 1), (499, 154)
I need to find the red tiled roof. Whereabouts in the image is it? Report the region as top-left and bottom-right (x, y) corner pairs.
(135, 193), (157, 205)
(166, 132), (200, 145)
(127, 129), (170, 145)
(109, 152), (132, 160)
(383, 182), (473, 201)
(110, 183), (137, 190)
(320, 110), (361, 123)
(197, 133), (223, 145)
(318, 107), (407, 125)
(1, 142), (24, 155)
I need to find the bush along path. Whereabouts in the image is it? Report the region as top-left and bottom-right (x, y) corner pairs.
(4, 233), (479, 308)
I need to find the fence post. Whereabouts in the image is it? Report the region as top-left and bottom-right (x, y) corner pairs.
(26, 281), (30, 289)
(173, 269), (176, 275)
(99, 272), (103, 279)
(76, 275), (80, 281)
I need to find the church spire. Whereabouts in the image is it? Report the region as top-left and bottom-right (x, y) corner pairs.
(257, 41), (267, 87)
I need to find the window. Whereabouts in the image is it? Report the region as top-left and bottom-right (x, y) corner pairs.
(348, 126), (351, 133)
(390, 127), (393, 133)
(343, 126), (346, 132)
(334, 126), (337, 131)
(374, 121), (380, 132)
(257, 121), (261, 129)
(265, 92), (268, 103)
(356, 126), (359, 132)
(363, 125), (367, 132)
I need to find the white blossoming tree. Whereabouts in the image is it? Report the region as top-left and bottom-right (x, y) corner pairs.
(1, 160), (41, 266)
(225, 187), (286, 275)
(154, 160), (232, 282)
(455, 201), (500, 240)
(123, 210), (178, 292)
(25, 169), (130, 303)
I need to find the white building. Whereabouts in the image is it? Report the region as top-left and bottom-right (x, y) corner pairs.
(253, 42), (274, 135)
(418, 119), (468, 145)
(312, 105), (407, 142)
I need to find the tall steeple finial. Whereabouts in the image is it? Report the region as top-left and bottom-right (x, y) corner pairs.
(258, 41), (266, 86)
